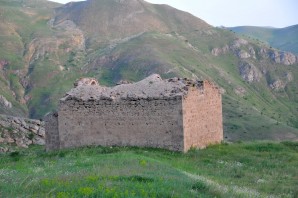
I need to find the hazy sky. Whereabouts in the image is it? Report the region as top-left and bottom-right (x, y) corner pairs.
(48, 0), (298, 28)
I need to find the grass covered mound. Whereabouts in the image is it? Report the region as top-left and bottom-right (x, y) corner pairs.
(0, 142), (297, 197)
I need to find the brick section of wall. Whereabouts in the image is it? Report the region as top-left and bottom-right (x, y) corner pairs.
(183, 81), (223, 151)
(44, 112), (60, 151)
(57, 98), (184, 151)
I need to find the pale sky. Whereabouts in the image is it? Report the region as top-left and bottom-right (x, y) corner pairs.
(48, 0), (298, 28)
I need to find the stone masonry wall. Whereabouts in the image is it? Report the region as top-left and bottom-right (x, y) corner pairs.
(58, 97), (184, 151)
(183, 81), (223, 151)
(0, 114), (45, 152)
(44, 112), (59, 151)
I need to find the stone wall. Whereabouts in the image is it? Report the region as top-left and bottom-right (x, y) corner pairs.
(0, 114), (45, 152)
(44, 112), (59, 151)
(44, 75), (223, 152)
(183, 81), (223, 151)
(57, 97), (184, 151)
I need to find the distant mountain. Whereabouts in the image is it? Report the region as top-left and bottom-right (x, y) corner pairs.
(54, 0), (210, 42)
(229, 25), (298, 55)
(0, 0), (298, 141)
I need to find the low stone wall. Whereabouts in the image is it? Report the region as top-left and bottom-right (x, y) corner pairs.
(0, 114), (45, 152)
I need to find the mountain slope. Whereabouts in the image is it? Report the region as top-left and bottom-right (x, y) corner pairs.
(0, 0), (298, 141)
(53, 0), (210, 45)
(0, 0), (62, 116)
(229, 25), (298, 54)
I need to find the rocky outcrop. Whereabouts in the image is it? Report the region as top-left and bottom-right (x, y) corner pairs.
(238, 61), (261, 83)
(269, 50), (281, 63)
(211, 38), (298, 65)
(0, 114), (45, 152)
(211, 45), (229, 56)
(256, 48), (297, 65)
(0, 95), (12, 109)
(211, 39), (251, 58)
(231, 38), (248, 48)
(269, 80), (286, 90)
(280, 52), (297, 65)
(237, 50), (250, 59)
(248, 46), (256, 59)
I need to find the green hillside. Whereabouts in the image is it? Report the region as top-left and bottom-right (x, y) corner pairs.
(0, 0), (298, 141)
(0, 142), (297, 197)
(229, 25), (298, 54)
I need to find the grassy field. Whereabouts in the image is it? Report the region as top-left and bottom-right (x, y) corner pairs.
(0, 141), (297, 197)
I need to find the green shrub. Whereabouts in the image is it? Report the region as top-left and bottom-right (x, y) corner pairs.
(244, 142), (283, 152)
(281, 141), (298, 151)
(191, 181), (208, 192)
(78, 187), (95, 196)
(28, 133), (34, 140)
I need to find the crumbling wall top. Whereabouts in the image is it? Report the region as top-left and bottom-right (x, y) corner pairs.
(61, 74), (206, 102)
(74, 77), (99, 87)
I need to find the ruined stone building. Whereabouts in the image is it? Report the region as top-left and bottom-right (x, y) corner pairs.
(45, 74), (223, 152)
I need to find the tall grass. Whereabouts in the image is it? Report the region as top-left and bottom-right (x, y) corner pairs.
(0, 141), (297, 197)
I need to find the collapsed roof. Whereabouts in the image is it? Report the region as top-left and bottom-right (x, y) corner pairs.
(61, 74), (204, 102)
